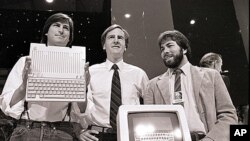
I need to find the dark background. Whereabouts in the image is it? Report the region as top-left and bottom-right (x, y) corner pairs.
(170, 0), (249, 107)
(0, 0), (111, 67)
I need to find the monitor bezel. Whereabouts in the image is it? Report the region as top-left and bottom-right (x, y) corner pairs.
(117, 105), (191, 141)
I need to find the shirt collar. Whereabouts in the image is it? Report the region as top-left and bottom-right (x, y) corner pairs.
(181, 62), (190, 76)
(168, 62), (190, 77)
(105, 59), (124, 71)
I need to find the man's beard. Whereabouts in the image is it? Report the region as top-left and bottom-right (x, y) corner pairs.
(163, 50), (183, 68)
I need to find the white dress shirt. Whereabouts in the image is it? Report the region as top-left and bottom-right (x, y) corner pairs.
(85, 59), (149, 128)
(0, 56), (81, 122)
(168, 62), (206, 133)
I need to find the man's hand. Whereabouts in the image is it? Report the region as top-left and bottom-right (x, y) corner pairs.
(22, 57), (31, 88)
(85, 62), (90, 86)
(79, 129), (99, 141)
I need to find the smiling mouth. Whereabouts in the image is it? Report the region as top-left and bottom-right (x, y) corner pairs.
(55, 34), (65, 38)
(112, 46), (120, 48)
(164, 55), (173, 61)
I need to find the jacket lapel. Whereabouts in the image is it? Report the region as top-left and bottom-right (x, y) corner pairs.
(190, 66), (204, 112)
(155, 66), (204, 105)
(156, 72), (171, 104)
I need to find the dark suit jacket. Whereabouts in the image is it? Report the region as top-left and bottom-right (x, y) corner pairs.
(144, 65), (238, 141)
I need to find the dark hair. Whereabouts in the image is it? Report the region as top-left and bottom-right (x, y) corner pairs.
(199, 52), (222, 68)
(101, 24), (129, 48)
(158, 30), (191, 60)
(41, 13), (74, 47)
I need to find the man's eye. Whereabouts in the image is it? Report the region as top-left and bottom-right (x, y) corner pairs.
(108, 36), (114, 39)
(63, 26), (69, 30)
(118, 36), (124, 40)
(53, 24), (60, 27)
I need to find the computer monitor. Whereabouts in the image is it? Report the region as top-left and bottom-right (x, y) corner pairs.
(117, 105), (191, 141)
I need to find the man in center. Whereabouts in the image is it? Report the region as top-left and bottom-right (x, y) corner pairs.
(79, 24), (149, 141)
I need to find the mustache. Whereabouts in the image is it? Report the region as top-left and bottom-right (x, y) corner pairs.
(163, 53), (173, 58)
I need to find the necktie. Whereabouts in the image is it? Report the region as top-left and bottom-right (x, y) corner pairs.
(174, 69), (182, 92)
(173, 69), (183, 106)
(110, 64), (121, 130)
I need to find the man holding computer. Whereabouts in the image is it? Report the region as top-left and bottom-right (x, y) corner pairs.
(0, 13), (86, 141)
(143, 30), (238, 141)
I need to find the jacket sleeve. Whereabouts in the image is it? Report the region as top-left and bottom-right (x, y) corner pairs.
(143, 80), (155, 104)
(205, 71), (238, 141)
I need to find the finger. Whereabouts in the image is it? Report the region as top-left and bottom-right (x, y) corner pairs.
(24, 57), (31, 71)
(85, 134), (98, 141)
(84, 62), (90, 86)
(25, 56), (31, 66)
(23, 57), (31, 79)
(79, 133), (89, 141)
(85, 62), (90, 70)
(26, 56), (31, 63)
(87, 130), (99, 141)
(82, 136), (91, 141)
(82, 131), (98, 141)
(84, 62), (90, 73)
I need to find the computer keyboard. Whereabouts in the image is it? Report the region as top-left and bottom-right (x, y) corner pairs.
(25, 43), (86, 102)
(26, 78), (85, 101)
(135, 132), (174, 141)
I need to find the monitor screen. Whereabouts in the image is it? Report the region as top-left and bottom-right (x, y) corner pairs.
(128, 112), (181, 141)
(117, 105), (191, 141)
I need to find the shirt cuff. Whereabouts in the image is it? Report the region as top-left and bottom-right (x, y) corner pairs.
(3, 99), (24, 119)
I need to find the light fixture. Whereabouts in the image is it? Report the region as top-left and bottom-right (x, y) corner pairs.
(46, 0), (54, 3)
(124, 14), (131, 19)
(190, 19), (195, 25)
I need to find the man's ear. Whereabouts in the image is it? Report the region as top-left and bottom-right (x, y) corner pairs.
(103, 45), (106, 50)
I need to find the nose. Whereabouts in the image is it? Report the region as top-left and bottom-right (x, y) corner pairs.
(113, 36), (119, 44)
(58, 26), (64, 34)
(162, 47), (170, 53)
